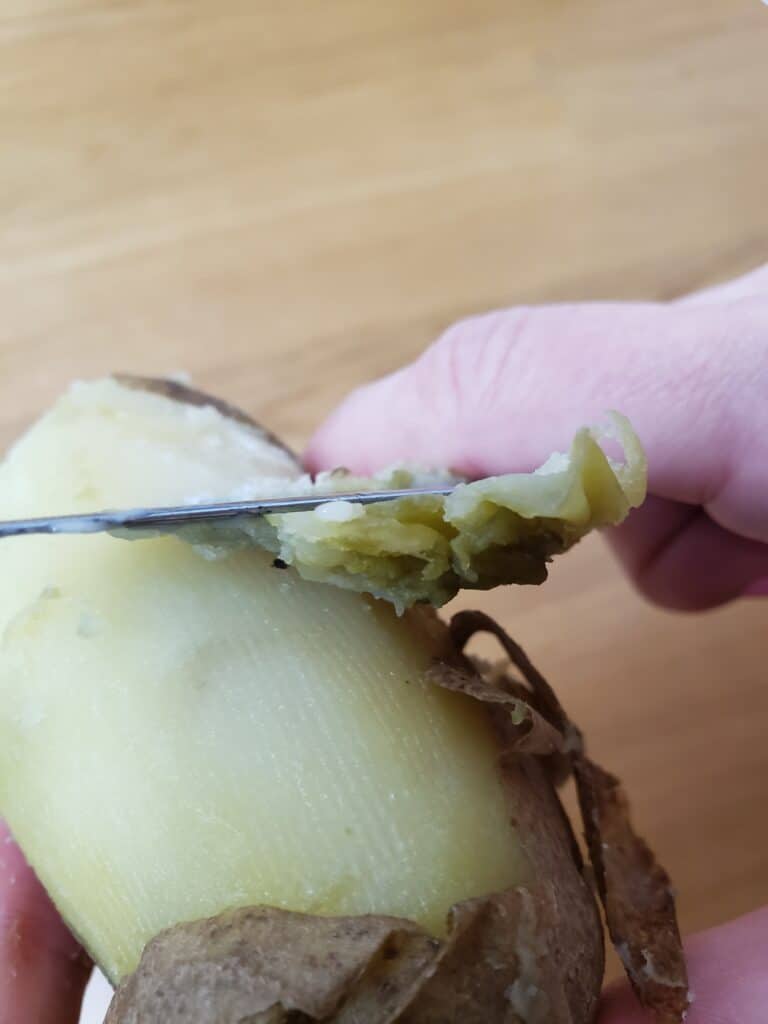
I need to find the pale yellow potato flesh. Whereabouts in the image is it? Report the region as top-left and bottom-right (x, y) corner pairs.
(169, 416), (647, 611)
(0, 380), (523, 983)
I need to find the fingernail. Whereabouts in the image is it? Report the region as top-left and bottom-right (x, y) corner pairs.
(744, 579), (768, 597)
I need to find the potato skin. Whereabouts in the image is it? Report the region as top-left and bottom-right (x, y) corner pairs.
(106, 756), (603, 1024)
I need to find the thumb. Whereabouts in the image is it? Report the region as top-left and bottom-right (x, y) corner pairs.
(307, 298), (768, 526)
(0, 821), (90, 1024)
(306, 294), (768, 609)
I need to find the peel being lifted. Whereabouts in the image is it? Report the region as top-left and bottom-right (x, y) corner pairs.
(0, 378), (686, 1024)
(263, 412), (645, 611)
(143, 393), (647, 611)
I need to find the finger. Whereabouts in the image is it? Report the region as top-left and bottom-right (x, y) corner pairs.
(598, 907), (768, 1023)
(681, 262), (768, 306)
(306, 300), (768, 544)
(609, 496), (768, 610)
(0, 821), (90, 1024)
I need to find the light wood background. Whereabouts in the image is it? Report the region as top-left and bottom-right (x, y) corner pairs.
(1, 2), (767, 1018)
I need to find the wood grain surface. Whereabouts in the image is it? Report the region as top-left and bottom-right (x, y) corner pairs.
(1, 2), (766, 1016)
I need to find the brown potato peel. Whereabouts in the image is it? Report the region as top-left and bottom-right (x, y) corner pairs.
(448, 611), (689, 1022)
(107, 760), (604, 1024)
(106, 611), (687, 1024)
(105, 885), (596, 1024)
(574, 760), (691, 1024)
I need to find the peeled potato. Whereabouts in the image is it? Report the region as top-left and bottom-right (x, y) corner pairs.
(0, 378), (686, 1023)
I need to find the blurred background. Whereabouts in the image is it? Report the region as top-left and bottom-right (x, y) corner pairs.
(0, 3), (766, 1021)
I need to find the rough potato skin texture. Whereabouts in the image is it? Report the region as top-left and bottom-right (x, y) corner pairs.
(450, 611), (688, 1022)
(106, 799), (601, 1023)
(106, 727), (604, 1024)
(575, 759), (690, 1023)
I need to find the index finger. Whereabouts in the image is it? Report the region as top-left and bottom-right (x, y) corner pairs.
(0, 820), (90, 1024)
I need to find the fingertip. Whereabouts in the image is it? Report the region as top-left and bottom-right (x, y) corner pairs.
(303, 389), (375, 474)
(304, 368), (429, 474)
(1, 821), (91, 1024)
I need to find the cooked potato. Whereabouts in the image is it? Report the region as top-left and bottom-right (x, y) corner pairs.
(0, 379), (685, 1023)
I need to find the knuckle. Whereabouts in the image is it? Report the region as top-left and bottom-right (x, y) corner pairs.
(414, 308), (534, 422)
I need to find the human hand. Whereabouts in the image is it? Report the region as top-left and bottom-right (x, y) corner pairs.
(307, 265), (768, 610)
(0, 821), (90, 1024)
(306, 265), (768, 1020)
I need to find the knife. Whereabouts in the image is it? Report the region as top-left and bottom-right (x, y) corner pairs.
(0, 487), (455, 539)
